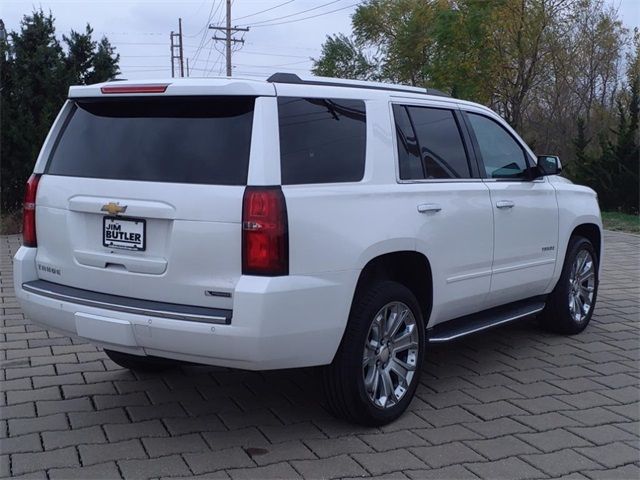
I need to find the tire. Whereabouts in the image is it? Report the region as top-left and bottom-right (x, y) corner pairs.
(540, 235), (599, 334)
(104, 349), (176, 372)
(323, 280), (425, 426)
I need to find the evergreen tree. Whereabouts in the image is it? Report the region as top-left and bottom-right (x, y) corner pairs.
(64, 24), (96, 85)
(88, 37), (120, 83)
(1, 10), (120, 213)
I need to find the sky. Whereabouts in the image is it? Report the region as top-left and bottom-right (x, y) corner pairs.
(1, 0), (639, 80)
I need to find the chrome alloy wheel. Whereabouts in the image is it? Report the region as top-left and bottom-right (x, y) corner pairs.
(362, 301), (420, 409)
(568, 249), (596, 323)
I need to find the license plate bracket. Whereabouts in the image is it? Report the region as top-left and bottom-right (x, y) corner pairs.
(103, 216), (146, 251)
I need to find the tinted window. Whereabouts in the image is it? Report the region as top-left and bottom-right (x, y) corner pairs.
(467, 113), (528, 179)
(407, 106), (471, 179)
(393, 105), (423, 180)
(47, 97), (255, 185)
(278, 97), (366, 184)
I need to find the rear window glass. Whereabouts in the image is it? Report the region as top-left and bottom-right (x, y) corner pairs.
(278, 97), (366, 184)
(46, 97), (255, 185)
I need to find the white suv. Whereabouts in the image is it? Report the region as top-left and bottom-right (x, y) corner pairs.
(14, 73), (602, 425)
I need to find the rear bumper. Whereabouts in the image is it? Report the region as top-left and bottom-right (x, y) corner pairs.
(14, 247), (357, 370)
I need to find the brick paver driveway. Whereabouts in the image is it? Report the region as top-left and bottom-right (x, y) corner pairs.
(1, 231), (638, 479)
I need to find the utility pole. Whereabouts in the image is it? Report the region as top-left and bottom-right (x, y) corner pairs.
(186, 58), (190, 77)
(169, 18), (184, 77)
(210, 0), (249, 76)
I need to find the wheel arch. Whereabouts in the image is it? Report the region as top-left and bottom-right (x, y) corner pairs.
(571, 223), (602, 263)
(351, 250), (433, 325)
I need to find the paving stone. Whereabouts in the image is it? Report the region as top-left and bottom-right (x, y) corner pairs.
(163, 414), (226, 435)
(203, 427), (269, 450)
(292, 454), (367, 479)
(354, 449), (426, 475)
(417, 406), (478, 427)
(0, 432), (42, 454)
(42, 425), (107, 449)
(93, 391), (149, 409)
(142, 432), (209, 456)
(305, 436), (372, 458)
(119, 455), (192, 478)
(11, 446), (80, 475)
(126, 402), (187, 422)
(49, 461), (121, 480)
(463, 417), (533, 438)
(9, 413), (68, 436)
(79, 438), (147, 465)
(405, 465), (478, 479)
(260, 422), (326, 443)
(413, 424), (481, 444)
(465, 457), (545, 479)
(568, 424), (637, 445)
(184, 446), (254, 474)
(517, 427), (595, 453)
(0, 402), (35, 420)
(247, 440), (316, 466)
(61, 381), (117, 398)
(359, 430), (426, 451)
(104, 419), (169, 441)
(0, 377), (31, 392)
(36, 396), (93, 415)
(5, 365), (55, 380)
(521, 449), (603, 477)
(411, 442), (485, 468)
(7, 386), (61, 405)
(464, 435), (540, 460)
(513, 412), (582, 430)
(68, 407), (129, 428)
(463, 400), (528, 420)
(575, 442), (640, 468)
(514, 392), (579, 413)
(584, 464), (640, 480)
(228, 462), (301, 480)
(563, 407), (629, 426)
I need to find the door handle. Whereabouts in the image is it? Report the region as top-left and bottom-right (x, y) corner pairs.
(496, 200), (515, 209)
(417, 203), (442, 213)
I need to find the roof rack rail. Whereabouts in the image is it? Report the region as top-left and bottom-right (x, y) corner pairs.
(266, 72), (450, 97)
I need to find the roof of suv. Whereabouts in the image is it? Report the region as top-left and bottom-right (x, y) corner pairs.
(66, 72), (500, 119)
(68, 72), (454, 102)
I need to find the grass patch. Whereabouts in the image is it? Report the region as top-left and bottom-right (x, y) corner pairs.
(602, 211), (640, 234)
(0, 209), (22, 235)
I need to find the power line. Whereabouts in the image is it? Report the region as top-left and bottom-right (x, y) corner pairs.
(250, 3), (359, 28)
(210, 0), (249, 76)
(234, 0), (295, 21)
(236, 50), (311, 59)
(238, 0), (342, 26)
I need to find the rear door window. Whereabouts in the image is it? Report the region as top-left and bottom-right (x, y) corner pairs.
(46, 96), (255, 185)
(405, 106), (471, 179)
(278, 97), (366, 184)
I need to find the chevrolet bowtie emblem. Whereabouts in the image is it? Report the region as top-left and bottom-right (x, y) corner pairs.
(101, 202), (127, 215)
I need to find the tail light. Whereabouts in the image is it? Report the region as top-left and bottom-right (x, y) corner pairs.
(22, 174), (41, 247)
(242, 186), (288, 276)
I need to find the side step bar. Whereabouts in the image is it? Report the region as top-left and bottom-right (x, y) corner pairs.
(427, 296), (546, 343)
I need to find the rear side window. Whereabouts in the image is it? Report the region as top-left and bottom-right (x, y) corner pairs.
(278, 97), (366, 184)
(47, 97), (255, 185)
(404, 106), (471, 179)
(393, 105), (423, 180)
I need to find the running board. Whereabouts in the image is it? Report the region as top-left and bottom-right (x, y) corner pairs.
(427, 296), (546, 343)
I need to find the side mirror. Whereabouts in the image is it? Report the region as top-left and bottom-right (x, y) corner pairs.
(536, 155), (562, 176)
